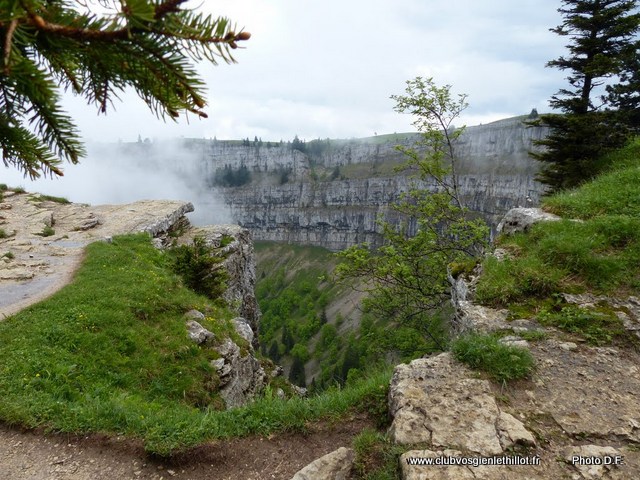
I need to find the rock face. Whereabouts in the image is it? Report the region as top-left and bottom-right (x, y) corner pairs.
(180, 225), (261, 347)
(388, 353), (535, 455)
(203, 118), (550, 250)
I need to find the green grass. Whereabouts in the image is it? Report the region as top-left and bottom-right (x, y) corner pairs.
(35, 225), (56, 237)
(543, 138), (640, 219)
(537, 304), (626, 345)
(451, 334), (535, 383)
(352, 429), (404, 479)
(0, 228), (8, 239)
(0, 234), (392, 455)
(30, 194), (71, 204)
(476, 138), (640, 307)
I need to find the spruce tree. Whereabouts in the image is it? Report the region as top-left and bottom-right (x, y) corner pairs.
(0, 1), (249, 178)
(533, 0), (640, 191)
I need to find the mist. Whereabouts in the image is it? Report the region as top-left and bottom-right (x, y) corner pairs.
(0, 139), (233, 226)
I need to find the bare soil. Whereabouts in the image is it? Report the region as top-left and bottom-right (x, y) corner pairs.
(0, 415), (373, 480)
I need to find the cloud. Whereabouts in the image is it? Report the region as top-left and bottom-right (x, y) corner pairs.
(1, 141), (232, 226)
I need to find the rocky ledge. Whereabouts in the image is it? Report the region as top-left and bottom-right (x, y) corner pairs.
(0, 190), (269, 408)
(387, 208), (640, 479)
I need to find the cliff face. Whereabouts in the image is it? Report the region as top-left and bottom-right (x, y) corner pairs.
(199, 117), (549, 250)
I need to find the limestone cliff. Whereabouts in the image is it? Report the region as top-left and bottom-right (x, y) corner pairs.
(198, 117), (549, 250)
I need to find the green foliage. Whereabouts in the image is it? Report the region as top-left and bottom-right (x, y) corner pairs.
(1, 1), (248, 178)
(2, 251), (14, 259)
(168, 237), (228, 300)
(0, 228), (7, 239)
(537, 304), (626, 345)
(352, 430), (403, 480)
(533, 0), (640, 191)
(337, 77), (488, 344)
(32, 194), (70, 204)
(212, 165), (252, 187)
(36, 225), (55, 237)
(451, 334), (535, 383)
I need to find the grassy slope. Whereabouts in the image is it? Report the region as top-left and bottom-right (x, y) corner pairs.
(475, 138), (640, 345)
(0, 234), (389, 455)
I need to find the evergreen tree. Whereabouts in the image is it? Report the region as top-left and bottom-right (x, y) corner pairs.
(289, 356), (306, 386)
(533, 0), (640, 191)
(1, 1), (250, 178)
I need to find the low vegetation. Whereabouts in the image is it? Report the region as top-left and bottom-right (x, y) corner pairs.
(451, 333), (535, 383)
(0, 234), (391, 455)
(352, 429), (404, 480)
(475, 138), (640, 344)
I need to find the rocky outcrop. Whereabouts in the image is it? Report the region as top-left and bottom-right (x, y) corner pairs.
(180, 225), (261, 347)
(1, 190), (267, 409)
(496, 207), (561, 235)
(388, 353), (535, 454)
(393, 206), (640, 479)
(0, 194), (195, 318)
(290, 447), (355, 480)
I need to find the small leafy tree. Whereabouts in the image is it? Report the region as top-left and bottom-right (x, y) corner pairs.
(1, 0), (250, 178)
(336, 77), (488, 350)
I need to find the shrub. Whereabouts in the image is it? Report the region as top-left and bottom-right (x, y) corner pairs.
(36, 226), (55, 237)
(169, 236), (228, 300)
(451, 333), (535, 383)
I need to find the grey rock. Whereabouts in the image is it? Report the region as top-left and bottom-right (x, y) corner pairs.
(185, 320), (214, 345)
(214, 338), (266, 409)
(181, 225), (262, 348)
(497, 207), (561, 236)
(139, 202), (194, 237)
(232, 317), (254, 345)
(388, 353), (535, 455)
(43, 212), (55, 228)
(290, 447), (354, 480)
(184, 309), (205, 321)
(499, 335), (530, 348)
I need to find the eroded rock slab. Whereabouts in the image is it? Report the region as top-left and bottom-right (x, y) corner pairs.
(388, 353), (535, 455)
(520, 342), (640, 443)
(290, 447), (354, 480)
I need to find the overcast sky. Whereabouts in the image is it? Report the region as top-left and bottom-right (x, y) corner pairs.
(60, 0), (566, 143)
(1, 0), (569, 202)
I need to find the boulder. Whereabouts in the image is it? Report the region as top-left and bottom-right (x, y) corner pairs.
(185, 319), (214, 345)
(290, 447), (354, 480)
(496, 207), (560, 236)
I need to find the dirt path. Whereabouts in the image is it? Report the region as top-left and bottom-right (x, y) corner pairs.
(0, 415), (372, 480)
